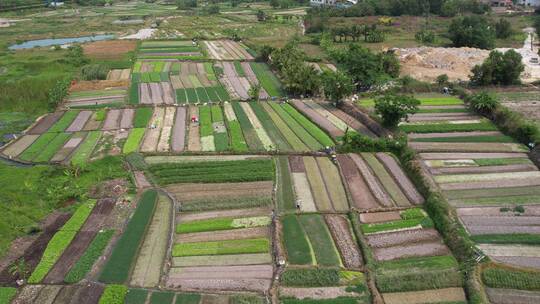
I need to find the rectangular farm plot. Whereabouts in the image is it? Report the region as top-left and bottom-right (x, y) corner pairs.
(66, 88), (127, 108)
(218, 61), (268, 100)
(171, 62), (227, 104)
(337, 153), (419, 211)
(288, 156), (349, 212)
(168, 208), (273, 292)
(138, 40), (204, 60)
(204, 40), (254, 61)
(130, 193), (172, 287)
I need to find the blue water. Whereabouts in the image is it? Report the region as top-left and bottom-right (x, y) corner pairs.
(8, 34), (115, 50)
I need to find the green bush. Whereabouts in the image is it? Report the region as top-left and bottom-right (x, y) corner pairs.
(81, 64), (109, 80)
(99, 190), (157, 283)
(99, 285), (128, 304)
(281, 268), (340, 287)
(374, 94), (420, 128)
(64, 229), (114, 283)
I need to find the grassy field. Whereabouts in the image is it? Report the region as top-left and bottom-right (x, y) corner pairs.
(281, 215), (314, 265)
(482, 265), (540, 290)
(172, 238), (270, 256)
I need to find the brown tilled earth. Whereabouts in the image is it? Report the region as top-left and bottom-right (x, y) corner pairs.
(176, 227), (268, 243)
(178, 207), (270, 222)
(486, 287), (540, 304)
(27, 112), (64, 135)
(166, 181), (273, 202)
(359, 211), (401, 223)
(83, 40), (137, 59)
(366, 228), (441, 248)
(70, 80), (129, 92)
(288, 155), (306, 172)
(373, 241), (449, 261)
(337, 154), (378, 210)
(325, 215), (363, 269)
(279, 287), (360, 300)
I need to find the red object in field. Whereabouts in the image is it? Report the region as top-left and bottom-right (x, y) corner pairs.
(191, 116), (198, 122)
(71, 80), (77, 86)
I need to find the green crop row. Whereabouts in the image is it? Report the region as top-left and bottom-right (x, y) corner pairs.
(277, 156), (295, 211)
(125, 289), (147, 304)
(34, 132), (71, 162)
(133, 108), (153, 128)
(482, 266), (540, 291)
(471, 233), (540, 245)
(282, 215), (314, 265)
(250, 62), (282, 97)
(99, 190), (157, 284)
(64, 229), (114, 283)
(261, 102), (306, 151)
(281, 268), (340, 287)
(282, 103), (334, 147)
(269, 102), (322, 150)
(400, 121), (498, 133)
(28, 200), (96, 283)
(48, 111), (80, 133)
(361, 216), (433, 234)
(211, 105), (229, 151)
(123, 128), (146, 154)
(99, 285), (128, 304)
(71, 131), (101, 166)
(173, 238), (269, 257)
(150, 291), (175, 304)
(376, 266), (463, 292)
(232, 102), (264, 150)
(199, 106), (213, 137)
(411, 134), (515, 143)
(474, 157), (532, 166)
(250, 102), (290, 151)
(300, 215), (342, 267)
(177, 216), (270, 234)
(181, 196), (272, 212)
(228, 120), (248, 152)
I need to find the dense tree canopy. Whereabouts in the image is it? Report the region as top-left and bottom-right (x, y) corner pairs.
(448, 16), (496, 49)
(470, 50), (524, 86)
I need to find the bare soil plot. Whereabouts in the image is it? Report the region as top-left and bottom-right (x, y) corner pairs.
(279, 287), (360, 300)
(219, 62), (250, 100)
(487, 287), (540, 304)
(383, 287), (466, 304)
(171, 106), (186, 152)
(325, 215), (363, 268)
(51, 284), (81, 304)
(349, 153), (393, 207)
(139, 83), (152, 104)
(83, 40), (137, 59)
(291, 172), (317, 212)
(478, 244), (540, 258)
(102, 109), (122, 130)
(70, 282), (105, 304)
(204, 40), (253, 60)
(187, 106), (201, 151)
(241, 62), (269, 99)
(172, 253), (272, 267)
(411, 142), (528, 153)
(166, 181), (273, 203)
(66, 111), (92, 132)
(431, 164), (538, 175)
(292, 100), (343, 138)
(365, 228), (441, 248)
(150, 83), (164, 104)
(11, 284), (43, 304)
(107, 69), (131, 81)
(0, 212), (70, 286)
(168, 278), (271, 292)
(82, 112), (102, 131)
(1, 134), (39, 158)
(490, 256), (540, 270)
(157, 107), (176, 152)
(373, 241), (449, 261)
(176, 227), (268, 243)
(359, 211), (401, 223)
(146, 155), (270, 164)
(461, 215), (540, 235)
(70, 80), (129, 92)
(376, 153), (424, 204)
(409, 131), (503, 139)
(134, 171), (152, 189)
(420, 152), (529, 160)
(27, 112), (64, 134)
(141, 107), (165, 152)
(33, 285), (62, 304)
(119, 108), (134, 129)
(440, 178), (540, 191)
(408, 112), (478, 122)
(457, 206), (540, 217)
(179, 207), (270, 222)
(337, 154), (378, 210)
(130, 193), (172, 287)
(168, 264), (272, 280)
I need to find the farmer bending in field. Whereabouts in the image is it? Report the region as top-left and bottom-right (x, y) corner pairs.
(191, 115), (199, 123)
